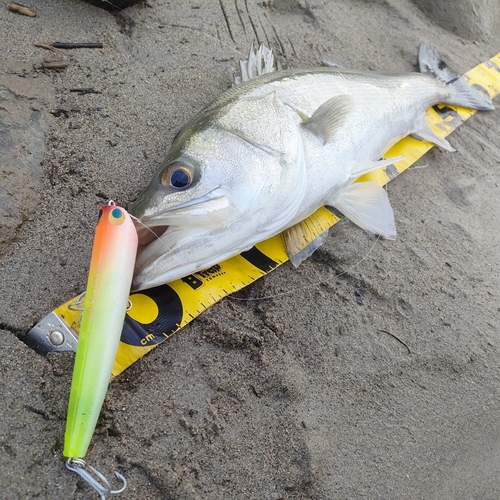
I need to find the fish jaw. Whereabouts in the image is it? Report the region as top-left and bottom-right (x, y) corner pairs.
(131, 187), (233, 289)
(132, 226), (241, 290)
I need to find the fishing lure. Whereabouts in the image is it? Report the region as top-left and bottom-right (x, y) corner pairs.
(64, 201), (137, 498)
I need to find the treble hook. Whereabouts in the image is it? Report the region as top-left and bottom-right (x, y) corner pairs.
(66, 458), (127, 499)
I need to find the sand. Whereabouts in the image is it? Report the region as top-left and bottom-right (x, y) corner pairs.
(1, 1), (500, 498)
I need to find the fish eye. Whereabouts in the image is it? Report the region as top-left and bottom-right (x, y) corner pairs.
(161, 162), (194, 189)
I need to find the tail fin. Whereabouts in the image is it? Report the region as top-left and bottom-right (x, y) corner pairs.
(418, 43), (494, 111)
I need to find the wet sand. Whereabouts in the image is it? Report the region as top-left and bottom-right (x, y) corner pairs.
(1, 1), (500, 498)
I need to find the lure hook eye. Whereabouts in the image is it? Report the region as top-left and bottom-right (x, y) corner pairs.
(161, 162), (195, 189)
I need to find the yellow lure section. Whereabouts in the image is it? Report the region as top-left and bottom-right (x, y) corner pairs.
(63, 205), (138, 459)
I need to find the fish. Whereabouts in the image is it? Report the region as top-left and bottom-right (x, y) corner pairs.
(129, 44), (494, 291)
(64, 202), (136, 496)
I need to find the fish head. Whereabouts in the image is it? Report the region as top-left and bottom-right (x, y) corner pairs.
(130, 91), (306, 290)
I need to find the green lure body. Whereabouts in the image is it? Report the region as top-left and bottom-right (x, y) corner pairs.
(64, 205), (138, 459)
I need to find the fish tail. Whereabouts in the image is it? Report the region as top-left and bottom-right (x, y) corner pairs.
(419, 43), (494, 111)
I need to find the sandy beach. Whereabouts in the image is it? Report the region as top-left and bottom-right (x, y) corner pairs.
(1, 1), (500, 498)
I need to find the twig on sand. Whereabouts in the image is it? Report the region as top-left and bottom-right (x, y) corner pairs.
(42, 57), (68, 70)
(34, 43), (64, 54)
(69, 88), (101, 95)
(50, 164), (57, 186)
(8, 2), (36, 17)
(52, 42), (103, 49)
(377, 329), (411, 354)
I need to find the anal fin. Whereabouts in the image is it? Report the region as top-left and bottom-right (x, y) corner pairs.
(350, 156), (405, 180)
(412, 122), (455, 152)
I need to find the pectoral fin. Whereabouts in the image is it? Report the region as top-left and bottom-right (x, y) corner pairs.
(302, 95), (354, 144)
(329, 181), (396, 239)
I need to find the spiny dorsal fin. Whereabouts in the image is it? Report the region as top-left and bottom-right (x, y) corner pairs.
(302, 95), (353, 144)
(234, 42), (275, 84)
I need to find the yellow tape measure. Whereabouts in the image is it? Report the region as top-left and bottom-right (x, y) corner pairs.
(27, 52), (500, 376)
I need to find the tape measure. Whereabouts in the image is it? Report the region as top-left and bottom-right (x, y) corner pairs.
(26, 52), (500, 376)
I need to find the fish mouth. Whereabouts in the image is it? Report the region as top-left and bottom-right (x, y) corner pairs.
(133, 187), (229, 246)
(131, 187), (231, 288)
(136, 224), (169, 247)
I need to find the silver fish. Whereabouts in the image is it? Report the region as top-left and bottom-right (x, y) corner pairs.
(130, 44), (493, 291)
